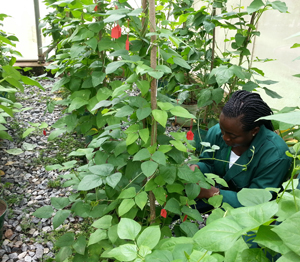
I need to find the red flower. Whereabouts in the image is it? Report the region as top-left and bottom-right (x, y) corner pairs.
(183, 215), (188, 222)
(126, 38), (130, 51)
(111, 24), (121, 39)
(161, 209), (167, 218)
(43, 129), (46, 136)
(94, 5), (98, 11)
(186, 130), (194, 140)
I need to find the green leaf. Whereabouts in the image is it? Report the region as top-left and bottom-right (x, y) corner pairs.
(144, 250), (173, 262)
(51, 197), (70, 210)
(173, 57), (191, 69)
(68, 97), (89, 112)
(77, 175), (103, 191)
(53, 210), (71, 229)
(92, 71), (106, 87)
(272, 211), (300, 255)
(115, 105), (134, 117)
(56, 246), (72, 262)
(291, 43), (300, 49)
(181, 206), (203, 222)
(103, 14), (126, 23)
(136, 80), (150, 96)
(119, 187), (136, 199)
(126, 132), (139, 146)
(141, 161), (158, 177)
(118, 199), (136, 216)
(270, 1), (288, 13)
(33, 206), (54, 218)
(88, 164), (114, 176)
(4, 148), (23, 155)
(73, 235), (86, 255)
(170, 140), (187, 152)
(165, 198), (181, 215)
(152, 151), (166, 165)
(118, 218), (141, 240)
(135, 192), (148, 210)
(86, 38), (98, 50)
(106, 172), (122, 188)
(21, 76), (44, 90)
(180, 221), (199, 237)
(137, 107), (152, 120)
(193, 216), (245, 252)
(133, 148), (151, 161)
(0, 131), (12, 141)
(139, 128), (149, 143)
(170, 106), (195, 118)
(262, 87), (282, 99)
(112, 84), (130, 98)
(56, 233), (75, 247)
(259, 111), (300, 125)
(237, 188), (272, 206)
(106, 244), (137, 261)
(224, 238), (249, 262)
(106, 61), (125, 74)
(160, 165), (176, 184)
(137, 226), (161, 249)
(241, 249), (269, 262)
(22, 127), (36, 138)
(88, 229), (107, 246)
(254, 225), (291, 254)
(242, 81), (259, 91)
(247, 0), (265, 14)
(185, 183), (200, 200)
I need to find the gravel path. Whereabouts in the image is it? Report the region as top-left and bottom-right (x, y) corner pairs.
(0, 78), (205, 261)
(0, 78), (75, 262)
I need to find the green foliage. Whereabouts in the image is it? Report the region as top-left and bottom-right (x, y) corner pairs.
(30, 0), (297, 261)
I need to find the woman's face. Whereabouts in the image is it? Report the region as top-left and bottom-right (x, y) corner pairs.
(219, 112), (259, 148)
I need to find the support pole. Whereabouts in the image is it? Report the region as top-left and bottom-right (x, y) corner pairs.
(149, 0), (157, 224)
(33, 0), (44, 63)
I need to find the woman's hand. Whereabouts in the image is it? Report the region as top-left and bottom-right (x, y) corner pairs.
(197, 186), (220, 199)
(189, 164), (200, 171)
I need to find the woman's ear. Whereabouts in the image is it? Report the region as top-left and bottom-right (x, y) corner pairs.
(252, 126), (260, 136)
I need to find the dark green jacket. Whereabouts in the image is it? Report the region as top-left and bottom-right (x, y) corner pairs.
(197, 124), (291, 208)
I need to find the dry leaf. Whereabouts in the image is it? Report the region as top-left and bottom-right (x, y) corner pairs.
(5, 161), (15, 166)
(0, 170), (5, 176)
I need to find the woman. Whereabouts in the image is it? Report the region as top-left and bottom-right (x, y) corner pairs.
(190, 90), (291, 210)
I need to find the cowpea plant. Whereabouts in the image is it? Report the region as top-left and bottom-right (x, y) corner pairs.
(33, 0), (292, 261)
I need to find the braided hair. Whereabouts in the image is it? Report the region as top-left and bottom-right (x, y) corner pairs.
(222, 90), (274, 131)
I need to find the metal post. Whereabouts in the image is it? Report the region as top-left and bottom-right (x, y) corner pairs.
(33, 0), (44, 63)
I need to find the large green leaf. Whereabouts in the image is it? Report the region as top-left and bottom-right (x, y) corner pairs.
(247, 0), (265, 14)
(106, 172), (122, 188)
(92, 71), (106, 87)
(193, 216), (245, 252)
(180, 221), (199, 237)
(88, 229), (107, 246)
(105, 244), (137, 261)
(119, 187), (136, 199)
(33, 206), (54, 218)
(56, 233), (75, 247)
(241, 249), (270, 262)
(77, 175), (103, 191)
(68, 97), (88, 112)
(103, 14), (126, 23)
(118, 218), (141, 240)
(270, 1), (288, 13)
(21, 76), (44, 90)
(170, 106), (195, 118)
(272, 211), (300, 255)
(88, 164), (114, 176)
(165, 198), (181, 215)
(141, 161), (158, 177)
(53, 210), (71, 229)
(115, 105), (134, 117)
(91, 215), (112, 229)
(254, 225), (291, 254)
(145, 250), (173, 262)
(4, 148), (23, 155)
(106, 61), (125, 74)
(181, 206), (203, 222)
(133, 148), (151, 161)
(230, 201), (278, 229)
(237, 188), (272, 206)
(118, 199), (136, 216)
(137, 226), (161, 249)
(135, 192), (148, 210)
(224, 238), (249, 262)
(51, 197), (70, 210)
(258, 111), (300, 125)
(73, 235), (86, 255)
(152, 109), (168, 127)
(173, 57), (191, 69)
(151, 151), (166, 165)
(185, 183), (200, 200)
(159, 165), (176, 184)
